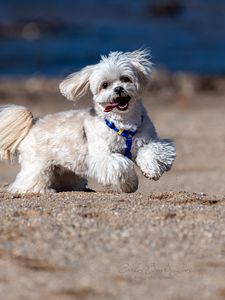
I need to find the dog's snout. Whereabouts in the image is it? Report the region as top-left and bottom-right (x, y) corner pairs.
(114, 86), (124, 95)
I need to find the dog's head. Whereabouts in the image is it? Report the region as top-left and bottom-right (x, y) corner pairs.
(59, 50), (152, 115)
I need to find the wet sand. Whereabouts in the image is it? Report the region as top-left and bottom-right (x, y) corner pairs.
(0, 76), (225, 299)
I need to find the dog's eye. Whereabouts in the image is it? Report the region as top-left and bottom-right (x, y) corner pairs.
(120, 76), (131, 83)
(102, 81), (109, 89)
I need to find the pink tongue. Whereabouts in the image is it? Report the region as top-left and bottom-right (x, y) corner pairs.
(104, 102), (118, 112)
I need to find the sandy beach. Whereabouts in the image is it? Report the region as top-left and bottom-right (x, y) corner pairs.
(0, 75), (225, 299)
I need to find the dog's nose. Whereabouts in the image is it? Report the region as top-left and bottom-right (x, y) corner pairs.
(114, 86), (124, 95)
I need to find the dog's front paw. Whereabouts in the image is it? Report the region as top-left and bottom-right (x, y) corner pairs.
(136, 139), (176, 181)
(88, 153), (138, 193)
(119, 166), (139, 193)
(142, 170), (160, 181)
(112, 155), (138, 193)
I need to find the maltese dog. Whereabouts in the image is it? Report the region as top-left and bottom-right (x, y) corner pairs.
(0, 50), (176, 193)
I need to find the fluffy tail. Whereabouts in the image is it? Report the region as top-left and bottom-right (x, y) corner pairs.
(0, 105), (33, 161)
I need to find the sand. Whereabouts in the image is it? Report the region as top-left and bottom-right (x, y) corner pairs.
(0, 76), (225, 299)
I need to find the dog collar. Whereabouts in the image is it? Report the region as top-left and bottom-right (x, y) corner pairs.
(104, 119), (139, 160)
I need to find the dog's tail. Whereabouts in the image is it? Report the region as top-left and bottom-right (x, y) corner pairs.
(0, 105), (33, 161)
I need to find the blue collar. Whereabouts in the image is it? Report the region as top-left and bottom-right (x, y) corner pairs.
(104, 118), (139, 160)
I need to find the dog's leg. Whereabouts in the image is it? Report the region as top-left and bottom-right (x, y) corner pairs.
(7, 160), (54, 194)
(136, 139), (176, 180)
(87, 153), (138, 193)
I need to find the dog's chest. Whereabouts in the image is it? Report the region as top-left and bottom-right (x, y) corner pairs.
(107, 130), (148, 159)
(86, 116), (150, 159)
(109, 133), (126, 153)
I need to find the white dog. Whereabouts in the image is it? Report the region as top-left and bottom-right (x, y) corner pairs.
(0, 50), (176, 193)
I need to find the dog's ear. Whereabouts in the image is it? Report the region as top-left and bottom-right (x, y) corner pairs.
(59, 65), (95, 101)
(127, 50), (153, 85)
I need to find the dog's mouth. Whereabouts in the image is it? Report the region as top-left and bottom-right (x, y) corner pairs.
(104, 95), (131, 112)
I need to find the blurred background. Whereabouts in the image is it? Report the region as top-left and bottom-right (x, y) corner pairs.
(0, 0), (225, 196)
(0, 0), (225, 76)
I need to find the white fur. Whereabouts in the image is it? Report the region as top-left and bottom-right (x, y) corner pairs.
(0, 50), (176, 194)
(0, 105), (33, 161)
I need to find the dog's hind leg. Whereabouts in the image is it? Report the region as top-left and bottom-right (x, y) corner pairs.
(7, 160), (54, 194)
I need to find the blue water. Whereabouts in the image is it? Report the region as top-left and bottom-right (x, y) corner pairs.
(0, 0), (225, 76)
